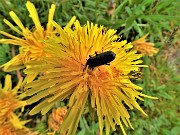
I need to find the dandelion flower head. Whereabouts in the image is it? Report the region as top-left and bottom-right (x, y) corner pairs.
(132, 34), (159, 57)
(0, 121), (33, 135)
(0, 75), (29, 134)
(24, 17), (157, 135)
(48, 107), (67, 132)
(0, 1), (56, 72)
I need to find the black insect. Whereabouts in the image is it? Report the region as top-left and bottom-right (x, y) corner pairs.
(129, 72), (142, 80)
(85, 51), (116, 70)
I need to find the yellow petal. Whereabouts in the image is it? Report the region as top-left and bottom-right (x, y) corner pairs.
(9, 11), (26, 31)
(3, 74), (12, 92)
(26, 1), (43, 37)
(3, 19), (23, 35)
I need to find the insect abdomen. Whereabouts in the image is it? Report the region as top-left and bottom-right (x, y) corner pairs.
(85, 51), (116, 70)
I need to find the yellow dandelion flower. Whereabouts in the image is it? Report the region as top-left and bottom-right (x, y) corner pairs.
(0, 75), (29, 133)
(132, 34), (159, 57)
(0, 1), (55, 73)
(24, 18), (158, 135)
(48, 108), (67, 132)
(0, 122), (37, 135)
(0, 121), (32, 135)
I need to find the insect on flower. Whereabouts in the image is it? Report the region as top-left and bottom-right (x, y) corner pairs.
(23, 17), (158, 135)
(129, 72), (143, 80)
(85, 51), (116, 70)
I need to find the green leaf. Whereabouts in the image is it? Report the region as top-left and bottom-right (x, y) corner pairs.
(156, 85), (166, 90)
(35, 122), (47, 133)
(125, 14), (140, 31)
(171, 126), (180, 135)
(142, 15), (180, 21)
(125, 6), (132, 15)
(156, 0), (175, 12)
(157, 91), (173, 100)
(133, 21), (143, 36)
(114, 0), (128, 16)
(97, 18), (124, 29)
(77, 129), (85, 135)
(0, 44), (11, 65)
(161, 128), (171, 135)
